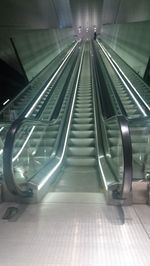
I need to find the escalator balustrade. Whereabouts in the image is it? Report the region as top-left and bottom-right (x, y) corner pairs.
(0, 42), (79, 184)
(95, 40), (150, 204)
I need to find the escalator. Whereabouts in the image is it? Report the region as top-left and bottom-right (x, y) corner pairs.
(67, 43), (96, 167)
(2, 41), (131, 205)
(3, 41), (83, 199)
(100, 39), (150, 108)
(94, 39), (150, 204)
(95, 40), (150, 118)
(56, 42), (99, 193)
(0, 42), (76, 121)
(53, 42), (130, 199)
(12, 44), (79, 167)
(0, 42), (79, 179)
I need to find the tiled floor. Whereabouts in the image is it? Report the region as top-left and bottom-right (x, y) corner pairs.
(0, 193), (150, 266)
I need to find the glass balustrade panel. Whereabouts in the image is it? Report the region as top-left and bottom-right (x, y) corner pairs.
(129, 119), (150, 181)
(105, 117), (124, 186)
(12, 122), (59, 187)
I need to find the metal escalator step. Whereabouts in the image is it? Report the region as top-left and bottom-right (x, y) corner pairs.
(68, 147), (95, 156)
(74, 107), (92, 112)
(131, 136), (148, 143)
(132, 143), (147, 153)
(74, 112), (93, 118)
(76, 100), (92, 104)
(78, 91), (91, 93)
(128, 114), (141, 118)
(72, 118), (93, 124)
(130, 127), (148, 132)
(77, 93), (91, 97)
(126, 109), (139, 114)
(71, 124), (94, 130)
(77, 97), (91, 102)
(77, 94), (91, 97)
(122, 100), (134, 104)
(76, 103), (92, 108)
(70, 130), (94, 138)
(69, 138), (95, 146)
(66, 157), (96, 166)
(78, 89), (91, 91)
(78, 84), (91, 87)
(76, 94), (91, 99)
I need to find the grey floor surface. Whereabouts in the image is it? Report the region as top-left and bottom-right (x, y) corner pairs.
(0, 192), (150, 266)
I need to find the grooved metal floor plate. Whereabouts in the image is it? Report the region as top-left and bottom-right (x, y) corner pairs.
(0, 196), (150, 265)
(52, 167), (100, 192)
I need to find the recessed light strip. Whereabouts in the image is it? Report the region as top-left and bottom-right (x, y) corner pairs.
(3, 99), (10, 105)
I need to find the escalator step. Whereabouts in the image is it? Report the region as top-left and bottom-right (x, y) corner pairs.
(72, 118), (93, 124)
(69, 138), (95, 146)
(71, 124), (94, 130)
(68, 147), (95, 156)
(70, 130), (94, 138)
(66, 157), (96, 166)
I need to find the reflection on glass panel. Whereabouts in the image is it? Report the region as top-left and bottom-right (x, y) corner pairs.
(0, 124), (11, 175)
(0, 44), (73, 123)
(105, 117), (124, 185)
(12, 122), (59, 187)
(129, 119), (150, 181)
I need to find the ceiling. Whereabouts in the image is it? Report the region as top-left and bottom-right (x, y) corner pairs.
(0, 0), (150, 33)
(70, 0), (103, 35)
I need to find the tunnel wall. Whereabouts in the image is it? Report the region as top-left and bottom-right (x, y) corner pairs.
(101, 20), (150, 78)
(12, 28), (74, 81)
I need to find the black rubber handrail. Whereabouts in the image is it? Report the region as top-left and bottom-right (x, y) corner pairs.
(92, 41), (132, 201)
(3, 43), (81, 197)
(117, 115), (132, 199)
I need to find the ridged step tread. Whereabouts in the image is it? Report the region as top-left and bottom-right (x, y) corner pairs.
(71, 124), (94, 130)
(72, 117), (93, 124)
(68, 147), (95, 156)
(74, 112), (93, 118)
(70, 130), (94, 138)
(66, 157), (96, 166)
(69, 138), (95, 146)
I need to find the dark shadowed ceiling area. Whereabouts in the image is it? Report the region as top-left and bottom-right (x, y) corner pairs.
(0, 0), (150, 33)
